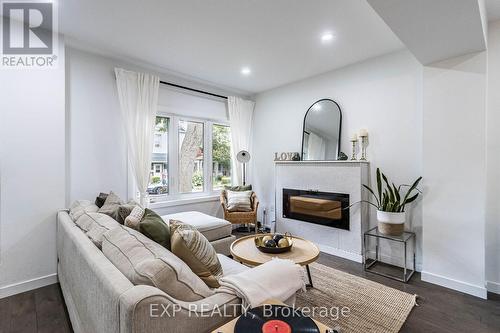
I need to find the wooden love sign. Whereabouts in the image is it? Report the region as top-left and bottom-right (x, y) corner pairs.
(274, 152), (300, 161)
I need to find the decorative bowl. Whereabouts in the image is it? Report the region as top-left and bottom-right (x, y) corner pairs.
(254, 233), (293, 253)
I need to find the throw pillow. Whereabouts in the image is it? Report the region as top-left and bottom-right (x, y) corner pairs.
(226, 190), (253, 212)
(95, 192), (109, 208)
(224, 184), (252, 191)
(170, 220), (223, 288)
(98, 191), (123, 221)
(75, 212), (120, 249)
(124, 205), (145, 230)
(102, 225), (214, 301)
(138, 209), (171, 249)
(117, 200), (140, 224)
(69, 200), (99, 221)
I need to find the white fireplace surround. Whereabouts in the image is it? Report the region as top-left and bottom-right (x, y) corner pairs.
(275, 161), (369, 262)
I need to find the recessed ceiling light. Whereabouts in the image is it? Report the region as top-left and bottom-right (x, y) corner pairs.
(321, 32), (335, 43)
(241, 67), (251, 75)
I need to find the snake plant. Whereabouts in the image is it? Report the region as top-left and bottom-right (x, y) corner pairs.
(360, 168), (422, 212)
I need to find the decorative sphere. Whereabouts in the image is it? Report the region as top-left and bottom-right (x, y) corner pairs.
(264, 239), (277, 248)
(262, 235), (273, 243)
(273, 234), (285, 243)
(278, 238), (290, 248)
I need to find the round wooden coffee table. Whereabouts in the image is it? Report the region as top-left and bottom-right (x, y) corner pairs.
(230, 234), (320, 287)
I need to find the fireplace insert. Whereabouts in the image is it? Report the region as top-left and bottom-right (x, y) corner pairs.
(282, 188), (350, 230)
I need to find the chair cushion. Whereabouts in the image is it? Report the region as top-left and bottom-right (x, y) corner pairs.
(98, 191), (123, 221)
(162, 211), (232, 242)
(102, 225), (214, 301)
(224, 184), (252, 191)
(139, 208), (171, 249)
(170, 220), (223, 288)
(217, 254), (249, 276)
(74, 212), (120, 249)
(226, 190), (253, 212)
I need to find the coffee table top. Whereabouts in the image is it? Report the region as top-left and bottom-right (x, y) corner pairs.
(230, 234), (320, 267)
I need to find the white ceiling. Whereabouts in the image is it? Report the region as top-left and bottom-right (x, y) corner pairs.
(368, 0), (486, 65)
(486, 0), (500, 22)
(59, 0), (404, 94)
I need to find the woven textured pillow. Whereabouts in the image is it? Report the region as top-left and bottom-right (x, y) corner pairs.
(124, 205), (145, 230)
(226, 190), (253, 212)
(170, 220), (223, 288)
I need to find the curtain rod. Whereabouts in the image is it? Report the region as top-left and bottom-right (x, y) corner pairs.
(160, 80), (228, 100)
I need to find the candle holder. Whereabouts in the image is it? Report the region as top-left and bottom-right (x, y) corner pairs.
(350, 139), (358, 160)
(360, 136), (368, 161)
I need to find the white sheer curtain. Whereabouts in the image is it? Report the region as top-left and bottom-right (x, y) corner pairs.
(227, 96), (255, 185)
(115, 68), (159, 206)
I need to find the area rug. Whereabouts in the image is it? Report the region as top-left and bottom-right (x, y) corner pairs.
(295, 263), (417, 333)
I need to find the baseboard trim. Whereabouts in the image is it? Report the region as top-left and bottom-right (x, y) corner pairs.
(318, 244), (363, 263)
(486, 280), (500, 295)
(421, 271), (487, 299)
(0, 273), (58, 299)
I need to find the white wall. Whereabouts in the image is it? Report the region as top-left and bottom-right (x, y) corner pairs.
(66, 47), (236, 216)
(422, 52), (487, 298)
(486, 20), (500, 294)
(252, 50), (424, 269)
(0, 43), (66, 298)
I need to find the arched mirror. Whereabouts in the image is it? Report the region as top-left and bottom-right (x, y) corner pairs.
(301, 99), (342, 160)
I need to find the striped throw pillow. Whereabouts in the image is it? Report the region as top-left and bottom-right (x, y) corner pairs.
(170, 220), (223, 288)
(226, 190), (253, 212)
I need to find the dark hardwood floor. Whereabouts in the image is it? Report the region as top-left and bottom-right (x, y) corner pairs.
(1, 251), (499, 332)
(0, 283), (72, 333)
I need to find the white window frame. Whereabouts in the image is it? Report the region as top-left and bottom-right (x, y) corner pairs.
(134, 106), (231, 208)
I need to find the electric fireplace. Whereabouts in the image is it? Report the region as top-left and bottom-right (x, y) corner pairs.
(282, 188), (350, 230)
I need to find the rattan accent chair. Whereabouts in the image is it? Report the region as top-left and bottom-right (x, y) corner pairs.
(220, 190), (259, 230)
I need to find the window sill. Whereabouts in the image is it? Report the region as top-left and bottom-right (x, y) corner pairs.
(149, 194), (220, 209)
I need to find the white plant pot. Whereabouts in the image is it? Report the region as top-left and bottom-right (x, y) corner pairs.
(377, 211), (406, 224)
(377, 211), (405, 236)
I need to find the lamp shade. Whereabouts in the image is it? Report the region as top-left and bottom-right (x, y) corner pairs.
(237, 150), (251, 163)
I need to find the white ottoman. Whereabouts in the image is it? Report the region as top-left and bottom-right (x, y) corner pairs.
(161, 211), (235, 255)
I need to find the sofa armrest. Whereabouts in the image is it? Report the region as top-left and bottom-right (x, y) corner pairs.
(119, 285), (241, 333)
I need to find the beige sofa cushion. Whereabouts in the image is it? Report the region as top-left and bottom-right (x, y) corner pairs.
(102, 225), (214, 301)
(162, 211), (232, 241)
(69, 200), (99, 221)
(170, 220), (223, 288)
(74, 212), (120, 248)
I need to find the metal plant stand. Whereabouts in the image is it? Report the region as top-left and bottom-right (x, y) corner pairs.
(363, 226), (416, 283)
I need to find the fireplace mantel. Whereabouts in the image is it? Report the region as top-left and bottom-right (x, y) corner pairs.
(274, 161), (369, 262)
(274, 160), (370, 165)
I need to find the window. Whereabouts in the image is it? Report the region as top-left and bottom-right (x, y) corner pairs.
(212, 124), (232, 190)
(144, 113), (232, 204)
(178, 120), (204, 193)
(148, 117), (169, 201)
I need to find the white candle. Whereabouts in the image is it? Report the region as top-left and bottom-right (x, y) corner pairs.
(358, 129), (368, 137)
(350, 134), (358, 142)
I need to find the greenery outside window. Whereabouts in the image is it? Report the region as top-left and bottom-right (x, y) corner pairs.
(147, 113), (233, 204)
